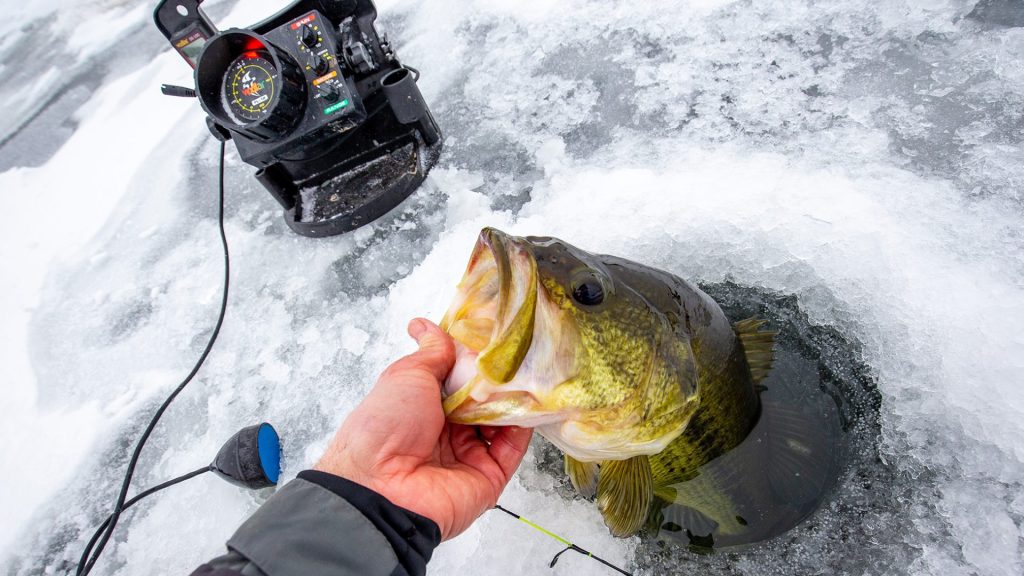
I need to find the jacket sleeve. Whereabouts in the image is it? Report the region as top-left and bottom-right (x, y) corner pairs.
(191, 470), (441, 576)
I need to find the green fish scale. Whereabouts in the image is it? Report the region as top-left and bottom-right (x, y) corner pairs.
(581, 257), (760, 488)
(648, 317), (760, 487)
(544, 275), (700, 445)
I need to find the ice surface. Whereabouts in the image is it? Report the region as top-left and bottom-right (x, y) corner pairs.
(2, 0), (1023, 574)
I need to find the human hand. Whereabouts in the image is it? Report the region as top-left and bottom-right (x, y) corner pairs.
(315, 318), (533, 540)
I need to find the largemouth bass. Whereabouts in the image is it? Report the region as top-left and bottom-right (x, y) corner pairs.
(440, 228), (775, 537)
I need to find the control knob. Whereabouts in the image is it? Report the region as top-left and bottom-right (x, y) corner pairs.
(312, 55), (330, 76)
(300, 25), (318, 48)
(319, 84), (341, 103)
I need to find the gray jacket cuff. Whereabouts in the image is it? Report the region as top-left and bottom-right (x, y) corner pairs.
(225, 477), (402, 576)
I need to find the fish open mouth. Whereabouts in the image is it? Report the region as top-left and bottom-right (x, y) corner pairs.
(440, 228), (540, 421)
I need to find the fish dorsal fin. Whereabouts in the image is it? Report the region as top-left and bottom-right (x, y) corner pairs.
(733, 318), (777, 385)
(597, 455), (654, 537)
(564, 455), (599, 498)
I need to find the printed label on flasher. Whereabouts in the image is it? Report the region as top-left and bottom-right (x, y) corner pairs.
(313, 71), (337, 86)
(324, 100), (350, 115)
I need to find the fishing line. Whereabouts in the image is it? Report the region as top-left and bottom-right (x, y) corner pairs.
(76, 140), (231, 576)
(493, 505), (633, 576)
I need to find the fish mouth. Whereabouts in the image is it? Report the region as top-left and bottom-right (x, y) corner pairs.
(440, 228), (540, 421)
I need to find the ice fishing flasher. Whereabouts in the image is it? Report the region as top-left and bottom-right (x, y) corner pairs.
(154, 0), (442, 237)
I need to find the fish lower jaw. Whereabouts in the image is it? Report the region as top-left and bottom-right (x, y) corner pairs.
(444, 391), (565, 427)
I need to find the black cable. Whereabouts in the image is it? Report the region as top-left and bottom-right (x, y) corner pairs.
(76, 467), (211, 571)
(76, 140), (231, 576)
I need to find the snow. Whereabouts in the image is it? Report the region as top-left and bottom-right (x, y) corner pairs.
(2, 0), (1023, 575)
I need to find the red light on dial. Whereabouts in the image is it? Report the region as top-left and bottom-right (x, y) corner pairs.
(243, 38), (266, 52)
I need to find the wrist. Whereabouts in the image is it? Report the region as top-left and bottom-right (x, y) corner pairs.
(314, 449), (375, 491)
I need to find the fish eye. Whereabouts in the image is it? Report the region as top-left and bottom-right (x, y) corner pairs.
(572, 277), (605, 306)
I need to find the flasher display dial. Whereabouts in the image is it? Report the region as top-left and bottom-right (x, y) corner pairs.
(223, 52), (279, 123)
(195, 30), (306, 141)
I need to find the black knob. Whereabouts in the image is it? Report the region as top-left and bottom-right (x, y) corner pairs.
(301, 24), (318, 48)
(319, 85), (340, 103)
(312, 55), (329, 76)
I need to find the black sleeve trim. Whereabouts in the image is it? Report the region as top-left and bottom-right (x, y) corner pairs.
(191, 566), (244, 576)
(192, 549), (269, 576)
(297, 470), (441, 576)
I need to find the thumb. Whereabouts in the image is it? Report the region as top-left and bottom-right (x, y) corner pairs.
(401, 318), (456, 382)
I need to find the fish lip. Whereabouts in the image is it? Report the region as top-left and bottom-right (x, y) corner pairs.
(440, 227), (513, 332)
(481, 227), (511, 313)
(442, 227), (538, 414)
(477, 229), (538, 382)
(480, 227), (525, 327)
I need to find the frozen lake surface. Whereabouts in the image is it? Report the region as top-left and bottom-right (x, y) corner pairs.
(1, 0), (1022, 574)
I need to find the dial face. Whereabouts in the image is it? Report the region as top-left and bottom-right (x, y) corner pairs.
(222, 52), (279, 124)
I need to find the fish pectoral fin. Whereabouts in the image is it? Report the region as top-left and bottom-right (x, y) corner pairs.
(596, 455), (654, 537)
(733, 317), (777, 385)
(565, 455), (599, 498)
